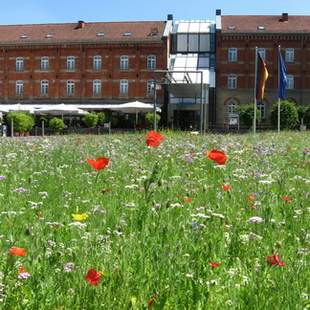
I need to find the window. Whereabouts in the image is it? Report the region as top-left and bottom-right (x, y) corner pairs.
(188, 34), (199, 52)
(147, 80), (155, 96)
(227, 100), (238, 114)
(257, 48), (266, 60)
(16, 81), (24, 96)
(67, 81), (75, 96)
(228, 48), (237, 62)
(177, 34), (188, 52)
(198, 54), (210, 68)
(228, 75), (237, 89)
(199, 34), (210, 52)
(120, 79), (128, 96)
(285, 49), (294, 63)
(120, 56), (129, 70)
(41, 57), (49, 71)
(16, 57), (24, 72)
(93, 80), (102, 96)
(147, 55), (156, 70)
(93, 55), (102, 71)
(67, 56), (75, 71)
(287, 75), (294, 89)
(257, 101), (266, 119)
(40, 80), (49, 96)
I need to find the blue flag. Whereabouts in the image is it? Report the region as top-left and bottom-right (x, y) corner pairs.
(278, 50), (287, 99)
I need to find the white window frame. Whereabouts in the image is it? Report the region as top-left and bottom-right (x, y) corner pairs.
(93, 80), (102, 96)
(227, 100), (238, 114)
(285, 48), (294, 63)
(40, 57), (49, 71)
(147, 55), (156, 70)
(67, 56), (76, 71)
(93, 55), (102, 71)
(67, 80), (75, 96)
(16, 57), (24, 72)
(287, 75), (294, 89)
(228, 48), (238, 62)
(16, 80), (24, 96)
(120, 79), (128, 96)
(257, 101), (266, 119)
(227, 75), (237, 89)
(147, 80), (155, 96)
(120, 56), (129, 70)
(257, 48), (266, 60)
(40, 80), (49, 96)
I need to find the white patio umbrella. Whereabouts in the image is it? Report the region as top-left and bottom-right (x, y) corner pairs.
(109, 101), (161, 127)
(109, 101), (161, 113)
(7, 103), (34, 113)
(34, 104), (88, 137)
(34, 104), (88, 116)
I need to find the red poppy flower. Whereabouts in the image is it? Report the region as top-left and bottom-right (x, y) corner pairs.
(222, 184), (231, 191)
(184, 196), (193, 203)
(266, 254), (285, 267)
(282, 196), (292, 203)
(145, 131), (164, 148)
(9, 246), (26, 257)
(85, 268), (102, 286)
(18, 267), (27, 274)
(147, 293), (158, 308)
(206, 150), (228, 165)
(87, 157), (110, 171)
(209, 261), (220, 268)
(247, 194), (256, 202)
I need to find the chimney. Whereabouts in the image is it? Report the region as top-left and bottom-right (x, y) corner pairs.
(167, 14), (173, 21)
(280, 13), (288, 22)
(76, 20), (85, 29)
(216, 9), (222, 30)
(216, 9), (221, 16)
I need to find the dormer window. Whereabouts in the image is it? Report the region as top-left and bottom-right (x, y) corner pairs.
(96, 32), (105, 37)
(228, 25), (236, 30)
(123, 32), (132, 36)
(45, 33), (54, 39)
(20, 34), (28, 39)
(149, 28), (159, 36)
(257, 26), (265, 30)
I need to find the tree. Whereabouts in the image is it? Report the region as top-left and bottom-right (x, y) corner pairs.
(236, 104), (261, 128)
(83, 113), (98, 128)
(270, 100), (298, 129)
(145, 112), (161, 128)
(96, 112), (106, 125)
(6, 112), (35, 134)
(49, 117), (65, 133)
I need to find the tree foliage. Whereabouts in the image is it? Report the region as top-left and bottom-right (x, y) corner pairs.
(270, 100), (298, 129)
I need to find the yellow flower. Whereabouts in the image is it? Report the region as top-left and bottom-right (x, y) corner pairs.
(72, 213), (89, 222)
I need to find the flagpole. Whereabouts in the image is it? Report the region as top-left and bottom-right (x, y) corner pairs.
(253, 47), (258, 135)
(277, 45), (281, 133)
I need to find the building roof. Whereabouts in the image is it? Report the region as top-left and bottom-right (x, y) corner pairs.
(222, 14), (310, 33)
(0, 21), (166, 45)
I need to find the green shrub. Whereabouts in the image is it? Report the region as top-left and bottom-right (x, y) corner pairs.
(49, 117), (65, 133)
(145, 112), (161, 128)
(97, 112), (106, 125)
(270, 100), (298, 129)
(83, 113), (98, 128)
(236, 104), (261, 127)
(302, 105), (310, 126)
(6, 112), (35, 133)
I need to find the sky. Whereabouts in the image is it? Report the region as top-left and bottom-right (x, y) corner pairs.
(1, 0), (310, 25)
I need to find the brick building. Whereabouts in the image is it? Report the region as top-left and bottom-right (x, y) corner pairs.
(215, 10), (310, 129)
(0, 20), (168, 107)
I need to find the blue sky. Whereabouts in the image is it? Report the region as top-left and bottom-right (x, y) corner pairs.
(1, 0), (310, 24)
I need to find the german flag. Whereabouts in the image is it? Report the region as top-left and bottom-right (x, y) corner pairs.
(256, 52), (269, 100)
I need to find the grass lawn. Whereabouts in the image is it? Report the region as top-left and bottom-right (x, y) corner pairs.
(0, 131), (309, 309)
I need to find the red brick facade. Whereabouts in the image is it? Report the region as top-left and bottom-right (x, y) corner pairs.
(0, 22), (167, 105)
(216, 14), (310, 128)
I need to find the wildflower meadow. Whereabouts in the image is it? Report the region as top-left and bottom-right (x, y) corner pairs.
(0, 131), (309, 309)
